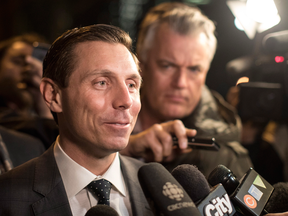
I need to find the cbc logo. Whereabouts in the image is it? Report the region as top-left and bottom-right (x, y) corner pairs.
(162, 182), (184, 201)
(244, 195), (257, 209)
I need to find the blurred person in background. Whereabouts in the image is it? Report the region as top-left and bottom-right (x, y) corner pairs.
(120, 2), (253, 178)
(0, 34), (59, 148)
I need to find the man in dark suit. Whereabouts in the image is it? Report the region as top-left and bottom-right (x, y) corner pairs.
(0, 24), (152, 216)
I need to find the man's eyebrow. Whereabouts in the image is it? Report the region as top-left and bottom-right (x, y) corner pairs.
(80, 69), (142, 83)
(129, 73), (142, 82)
(157, 59), (204, 69)
(79, 69), (109, 82)
(157, 59), (176, 65)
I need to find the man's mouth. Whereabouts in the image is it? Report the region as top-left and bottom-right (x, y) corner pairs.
(114, 123), (129, 126)
(165, 94), (187, 103)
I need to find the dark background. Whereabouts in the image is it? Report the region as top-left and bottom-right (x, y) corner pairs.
(0, 0), (287, 98)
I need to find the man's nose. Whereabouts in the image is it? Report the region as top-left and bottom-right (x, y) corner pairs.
(172, 68), (188, 88)
(112, 83), (133, 110)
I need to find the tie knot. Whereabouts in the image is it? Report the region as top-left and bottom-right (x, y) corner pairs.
(87, 179), (112, 206)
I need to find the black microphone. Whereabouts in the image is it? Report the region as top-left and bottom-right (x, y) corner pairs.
(208, 165), (274, 216)
(138, 162), (201, 216)
(171, 164), (236, 216)
(265, 182), (288, 213)
(171, 164), (211, 203)
(85, 205), (119, 216)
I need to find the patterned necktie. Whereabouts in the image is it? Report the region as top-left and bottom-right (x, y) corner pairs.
(87, 179), (112, 206)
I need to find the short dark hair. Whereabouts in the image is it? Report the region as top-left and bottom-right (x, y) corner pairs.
(0, 33), (47, 63)
(43, 24), (138, 88)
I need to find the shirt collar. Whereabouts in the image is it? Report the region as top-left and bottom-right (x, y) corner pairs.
(54, 136), (126, 198)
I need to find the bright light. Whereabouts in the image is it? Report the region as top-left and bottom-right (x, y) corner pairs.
(257, 14), (281, 33)
(236, 77), (250, 85)
(234, 18), (244, 31)
(246, 0), (278, 23)
(227, 0), (281, 39)
(275, 56), (284, 63)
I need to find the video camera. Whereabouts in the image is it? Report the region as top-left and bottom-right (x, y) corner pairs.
(226, 30), (288, 123)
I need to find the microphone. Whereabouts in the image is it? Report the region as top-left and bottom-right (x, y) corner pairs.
(171, 164), (211, 203)
(171, 164), (236, 216)
(138, 162), (201, 216)
(85, 205), (119, 216)
(265, 182), (288, 213)
(208, 165), (274, 216)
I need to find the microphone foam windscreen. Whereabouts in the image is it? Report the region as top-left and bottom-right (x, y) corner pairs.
(171, 164), (210, 203)
(208, 164), (231, 187)
(208, 164), (240, 195)
(265, 182), (288, 213)
(138, 162), (201, 216)
(85, 205), (119, 216)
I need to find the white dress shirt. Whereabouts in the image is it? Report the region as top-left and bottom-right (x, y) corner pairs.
(54, 136), (132, 216)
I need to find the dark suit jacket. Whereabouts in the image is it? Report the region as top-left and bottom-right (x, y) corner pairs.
(0, 126), (45, 168)
(0, 144), (152, 216)
(0, 114), (59, 149)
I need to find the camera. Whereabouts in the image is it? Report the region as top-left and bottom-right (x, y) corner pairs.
(226, 30), (288, 123)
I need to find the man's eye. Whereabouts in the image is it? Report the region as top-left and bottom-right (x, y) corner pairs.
(98, 81), (106, 86)
(161, 64), (171, 68)
(94, 80), (107, 87)
(128, 83), (136, 88)
(188, 67), (201, 73)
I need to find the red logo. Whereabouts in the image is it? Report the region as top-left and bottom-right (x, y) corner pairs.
(244, 195), (257, 209)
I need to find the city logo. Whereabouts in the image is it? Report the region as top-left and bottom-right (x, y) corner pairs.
(162, 182), (184, 201)
(204, 193), (233, 216)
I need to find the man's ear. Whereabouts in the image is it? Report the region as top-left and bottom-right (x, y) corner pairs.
(40, 78), (62, 113)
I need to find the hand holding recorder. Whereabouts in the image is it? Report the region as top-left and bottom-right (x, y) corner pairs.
(121, 120), (198, 162)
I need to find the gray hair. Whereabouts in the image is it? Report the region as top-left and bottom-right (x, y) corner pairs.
(137, 2), (217, 62)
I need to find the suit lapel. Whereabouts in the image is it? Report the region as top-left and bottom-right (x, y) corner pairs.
(120, 155), (152, 216)
(31, 144), (72, 216)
